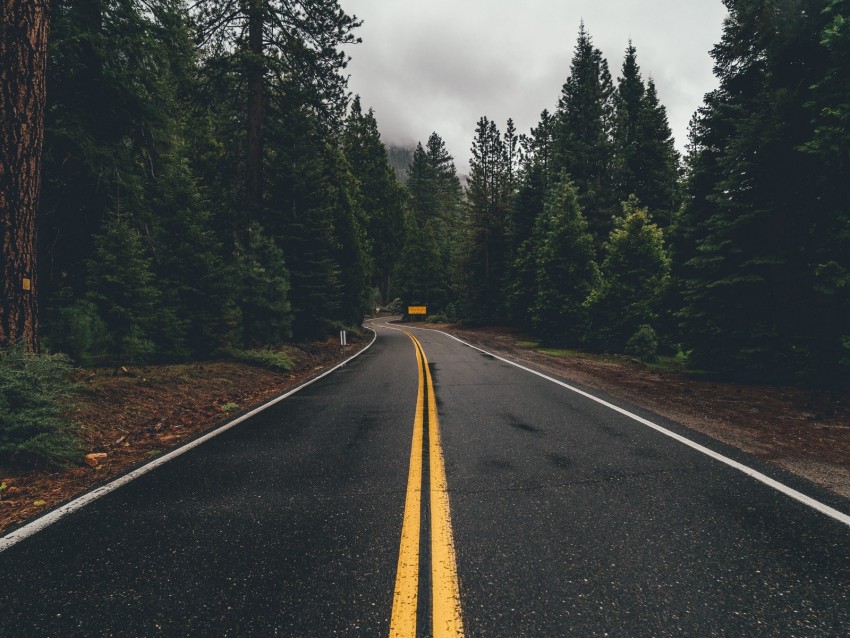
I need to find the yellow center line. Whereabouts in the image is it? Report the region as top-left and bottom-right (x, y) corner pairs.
(389, 332), (464, 638)
(389, 335), (425, 637)
(421, 339), (465, 637)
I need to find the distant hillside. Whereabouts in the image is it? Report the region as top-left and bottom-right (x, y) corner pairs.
(387, 145), (414, 183)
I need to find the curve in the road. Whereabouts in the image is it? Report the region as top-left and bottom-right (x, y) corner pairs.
(401, 323), (850, 530)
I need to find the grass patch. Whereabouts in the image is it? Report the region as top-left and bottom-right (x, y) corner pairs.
(535, 346), (585, 358)
(227, 348), (296, 372)
(643, 352), (691, 374)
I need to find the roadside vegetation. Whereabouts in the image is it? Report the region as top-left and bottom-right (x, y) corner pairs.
(0, 346), (80, 468)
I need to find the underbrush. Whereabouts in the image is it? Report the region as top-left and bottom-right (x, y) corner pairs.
(226, 347), (296, 372)
(0, 345), (81, 468)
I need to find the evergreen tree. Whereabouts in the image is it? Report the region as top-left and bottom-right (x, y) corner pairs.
(531, 174), (600, 344)
(460, 117), (510, 323)
(395, 216), (447, 313)
(264, 103), (343, 340)
(0, 0), (49, 351)
(232, 222), (293, 348)
(552, 23), (618, 244)
(506, 110), (554, 327)
(589, 198), (671, 352)
(613, 41), (646, 205)
(403, 133), (462, 313)
(85, 213), (161, 363)
(193, 0), (361, 213)
(613, 44), (680, 223)
(329, 147), (373, 327)
(677, 0), (834, 383)
(42, 0), (162, 334)
(803, 0), (850, 376)
(424, 132), (464, 297)
(636, 78), (681, 225)
(343, 97), (406, 303)
(406, 143), (436, 227)
(42, 0), (237, 360)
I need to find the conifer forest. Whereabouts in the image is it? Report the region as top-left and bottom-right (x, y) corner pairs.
(2, 0), (849, 393)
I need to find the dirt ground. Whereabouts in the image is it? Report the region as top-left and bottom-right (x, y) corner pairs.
(2, 323), (849, 536)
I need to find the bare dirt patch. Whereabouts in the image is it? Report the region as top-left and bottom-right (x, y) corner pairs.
(420, 323), (850, 500)
(0, 336), (368, 535)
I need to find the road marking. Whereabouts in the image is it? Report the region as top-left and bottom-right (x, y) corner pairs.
(419, 338), (465, 637)
(0, 328), (379, 554)
(388, 336), (425, 637)
(389, 332), (464, 637)
(401, 324), (850, 530)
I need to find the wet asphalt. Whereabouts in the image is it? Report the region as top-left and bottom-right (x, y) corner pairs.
(1, 320), (849, 636)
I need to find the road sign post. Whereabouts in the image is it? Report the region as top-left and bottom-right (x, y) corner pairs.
(407, 306), (427, 322)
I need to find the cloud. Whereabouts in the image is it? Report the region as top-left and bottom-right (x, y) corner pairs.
(341, 0), (727, 174)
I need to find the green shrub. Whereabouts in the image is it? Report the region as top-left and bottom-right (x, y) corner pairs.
(50, 300), (110, 365)
(625, 324), (659, 362)
(0, 345), (81, 468)
(228, 348), (295, 372)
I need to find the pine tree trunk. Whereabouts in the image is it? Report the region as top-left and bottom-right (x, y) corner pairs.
(245, 0), (264, 212)
(0, 0), (50, 351)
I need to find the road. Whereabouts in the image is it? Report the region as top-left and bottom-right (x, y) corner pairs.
(2, 319), (849, 636)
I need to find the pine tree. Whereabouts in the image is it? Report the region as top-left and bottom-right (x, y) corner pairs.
(677, 0), (834, 383)
(506, 110), (553, 327)
(329, 147), (373, 327)
(423, 132), (464, 297)
(395, 216), (447, 313)
(232, 222), (293, 348)
(41, 0), (236, 360)
(613, 41), (646, 205)
(85, 213), (161, 363)
(460, 117), (510, 323)
(589, 198), (670, 353)
(403, 133), (463, 313)
(264, 105), (343, 339)
(531, 174), (600, 344)
(552, 23), (618, 244)
(193, 0), (360, 214)
(613, 44), (680, 223)
(803, 0), (850, 376)
(636, 78), (681, 225)
(343, 97), (406, 303)
(1, 0), (50, 350)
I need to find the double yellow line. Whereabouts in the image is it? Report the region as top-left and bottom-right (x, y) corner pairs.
(389, 333), (464, 638)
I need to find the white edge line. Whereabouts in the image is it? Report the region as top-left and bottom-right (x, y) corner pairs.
(0, 327), (379, 553)
(403, 324), (850, 529)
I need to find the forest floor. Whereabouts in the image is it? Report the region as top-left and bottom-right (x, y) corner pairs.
(2, 321), (849, 536)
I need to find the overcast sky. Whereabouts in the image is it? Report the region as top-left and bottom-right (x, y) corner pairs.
(338, 0), (729, 175)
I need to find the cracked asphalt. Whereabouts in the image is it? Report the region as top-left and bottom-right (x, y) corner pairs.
(1, 320), (849, 636)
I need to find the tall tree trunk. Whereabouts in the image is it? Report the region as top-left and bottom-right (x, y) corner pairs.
(245, 0), (264, 213)
(0, 0), (50, 351)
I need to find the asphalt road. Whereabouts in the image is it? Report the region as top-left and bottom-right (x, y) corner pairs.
(2, 319), (849, 636)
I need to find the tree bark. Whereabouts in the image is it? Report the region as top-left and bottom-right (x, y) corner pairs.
(0, 0), (50, 351)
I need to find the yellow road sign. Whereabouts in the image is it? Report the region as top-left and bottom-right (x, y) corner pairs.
(407, 306), (427, 315)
